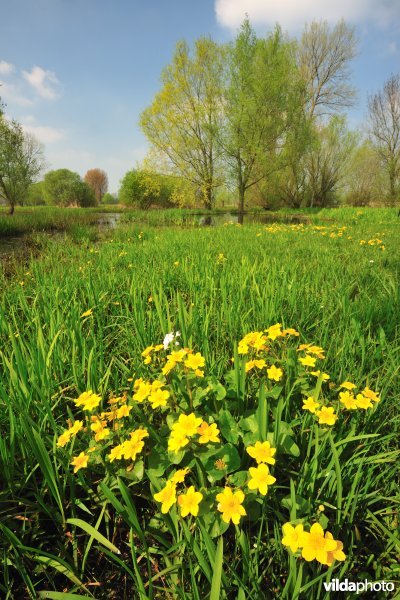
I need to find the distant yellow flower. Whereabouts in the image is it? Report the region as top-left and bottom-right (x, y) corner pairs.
(216, 487), (246, 524)
(324, 532), (346, 566)
(81, 394), (101, 412)
(178, 486), (203, 517)
(248, 463), (276, 495)
(170, 468), (190, 484)
(149, 388), (170, 409)
(340, 381), (357, 390)
(355, 394), (373, 409)
(80, 309), (93, 318)
(267, 365), (283, 381)
(306, 345), (325, 359)
(154, 481), (176, 514)
(310, 370), (330, 381)
(246, 441), (276, 465)
(184, 352), (205, 371)
(339, 391), (358, 410)
(57, 431), (72, 448)
(172, 413), (202, 437)
(281, 523), (305, 553)
(71, 451), (89, 473)
(68, 420), (84, 436)
(142, 345), (154, 358)
(282, 328), (300, 337)
(108, 444), (124, 462)
(116, 404), (133, 418)
(197, 422), (220, 444)
(316, 406), (337, 426)
(299, 355), (317, 368)
(302, 397), (320, 413)
(162, 360), (176, 375)
(121, 437), (144, 461)
(74, 390), (95, 407)
(133, 382), (152, 403)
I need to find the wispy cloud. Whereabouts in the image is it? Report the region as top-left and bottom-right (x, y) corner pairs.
(22, 65), (61, 100)
(0, 81), (34, 107)
(0, 60), (14, 75)
(215, 0), (400, 31)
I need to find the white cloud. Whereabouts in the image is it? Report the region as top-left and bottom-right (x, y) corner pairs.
(0, 60), (14, 75)
(0, 81), (34, 106)
(22, 65), (60, 100)
(22, 124), (65, 144)
(215, 0), (400, 31)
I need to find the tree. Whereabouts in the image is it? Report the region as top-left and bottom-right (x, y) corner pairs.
(343, 140), (385, 205)
(119, 168), (176, 208)
(222, 21), (306, 212)
(140, 37), (225, 209)
(0, 119), (45, 214)
(25, 181), (46, 205)
(298, 19), (357, 118)
(368, 74), (400, 203)
(84, 168), (108, 204)
(101, 192), (118, 205)
(43, 169), (96, 207)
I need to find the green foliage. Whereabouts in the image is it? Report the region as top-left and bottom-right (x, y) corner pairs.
(119, 168), (176, 208)
(43, 169), (97, 207)
(24, 181), (47, 205)
(0, 209), (398, 597)
(101, 192), (118, 205)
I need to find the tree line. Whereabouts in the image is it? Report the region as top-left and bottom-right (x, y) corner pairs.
(136, 18), (400, 210)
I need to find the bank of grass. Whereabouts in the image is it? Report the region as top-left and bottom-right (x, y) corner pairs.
(0, 210), (399, 598)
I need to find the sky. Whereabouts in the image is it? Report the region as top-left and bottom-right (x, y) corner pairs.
(1, 0), (399, 193)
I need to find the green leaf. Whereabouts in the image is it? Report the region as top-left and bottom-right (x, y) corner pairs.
(66, 518), (120, 554)
(203, 444), (241, 482)
(238, 414), (259, 433)
(218, 409), (239, 443)
(210, 536), (224, 600)
(279, 435), (300, 457)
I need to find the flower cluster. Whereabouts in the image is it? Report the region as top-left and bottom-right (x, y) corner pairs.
(168, 413), (220, 453)
(282, 522), (346, 566)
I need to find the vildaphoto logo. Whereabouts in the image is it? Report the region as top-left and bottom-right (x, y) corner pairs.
(323, 579), (395, 594)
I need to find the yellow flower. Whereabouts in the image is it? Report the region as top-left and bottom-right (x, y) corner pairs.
(282, 328), (300, 337)
(339, 391), (358, 410)
(68, 420), (84, 435)
(340, 381), (357, 390)
(267, 365), (283, 381)
(248, 463), (276, 495)
(141, 345), (154, 358)
(81, 394), (101, 412)
(121, 438), (144, 461)
(74, 390), (95, 407)
(116, 404), (133, 418)
(130, 428), (149, 443)
(149, 388), (170, 409)
(57, 431), (72, 448)
(133, 377), (144, 390)
(170, 468), (190, 484)
(316, 406), (337, 426)
(355, 394), (373, 409)
(71, 451), (89, 473)
(197, 422), (220, 444)
(154, 481), (177, 514)
(133, 382), (152, 403)
(94, 427), (110, 441)
(265, 323), (282, 340)
(302, 397), (320, 413)
(184, 352), (205, 371)
(306, 345), (325, 359)
(172, 413), (202, 437)
(299, 523), (337, 563)
(177, 486), (203, 517)
(246, 441), (276, 465)
(108, 444), (124, 462)
(162, 360), (176, 375)
(299, 355), (317, 368)
(168, 431), (189, 453)
(168, 349), (187, 363)
(80, 309), (93, 318)
(282, 523), (305, 553)
(310, 370), (330, 381)
(216, 487), (246, 524)
(324, 532), (346, 566)
(362, 387), (380, 403)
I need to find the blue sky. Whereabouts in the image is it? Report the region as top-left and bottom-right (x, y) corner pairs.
(1, 0), (399, 193)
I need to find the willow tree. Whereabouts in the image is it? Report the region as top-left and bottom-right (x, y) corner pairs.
(222, 20), (304, 212)
(140, 38), (225, 209)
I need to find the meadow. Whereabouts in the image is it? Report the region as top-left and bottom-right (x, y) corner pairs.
(0, 207), (399, 599)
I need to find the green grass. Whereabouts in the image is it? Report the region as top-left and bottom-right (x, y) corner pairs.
(0, 209), (399, 598)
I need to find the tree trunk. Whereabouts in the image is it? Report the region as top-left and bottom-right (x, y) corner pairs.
(238, 183), (245, 214)
(204, 184), (213, 210)
(8, 203), (15, 215)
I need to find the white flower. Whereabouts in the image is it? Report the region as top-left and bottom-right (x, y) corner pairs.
(163, 332), (175, 349)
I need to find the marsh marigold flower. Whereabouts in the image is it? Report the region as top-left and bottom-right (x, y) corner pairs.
(170, 468), (190, 484)
(154, 481), (177, 514)
(299, 523), (338, 564)
(340, 381), (357, 391)
(302, 397), (320, 413)
(177, 486), (203, 517)
(324, 532), (346, 566)
(339, 391), (358, 410)
(168, 431), (190, 453)
(246, 441), (276, 465)
(299, 355), (317, 368)
(149, 388), (170, 409)
(316, 406), (337, 426)
(281, 523), (305, 553)
(172, 413), (202, 438)
(248, 463), (276, 495)
(197, 421), (220, 444)
(71, 451), (89, 473)
(216, 487), (246, 524)
(267, 365), (283, 381)
(362, 387), (380, 403)
(184, 352), (205, 371)
(355, 394), (373, 410)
